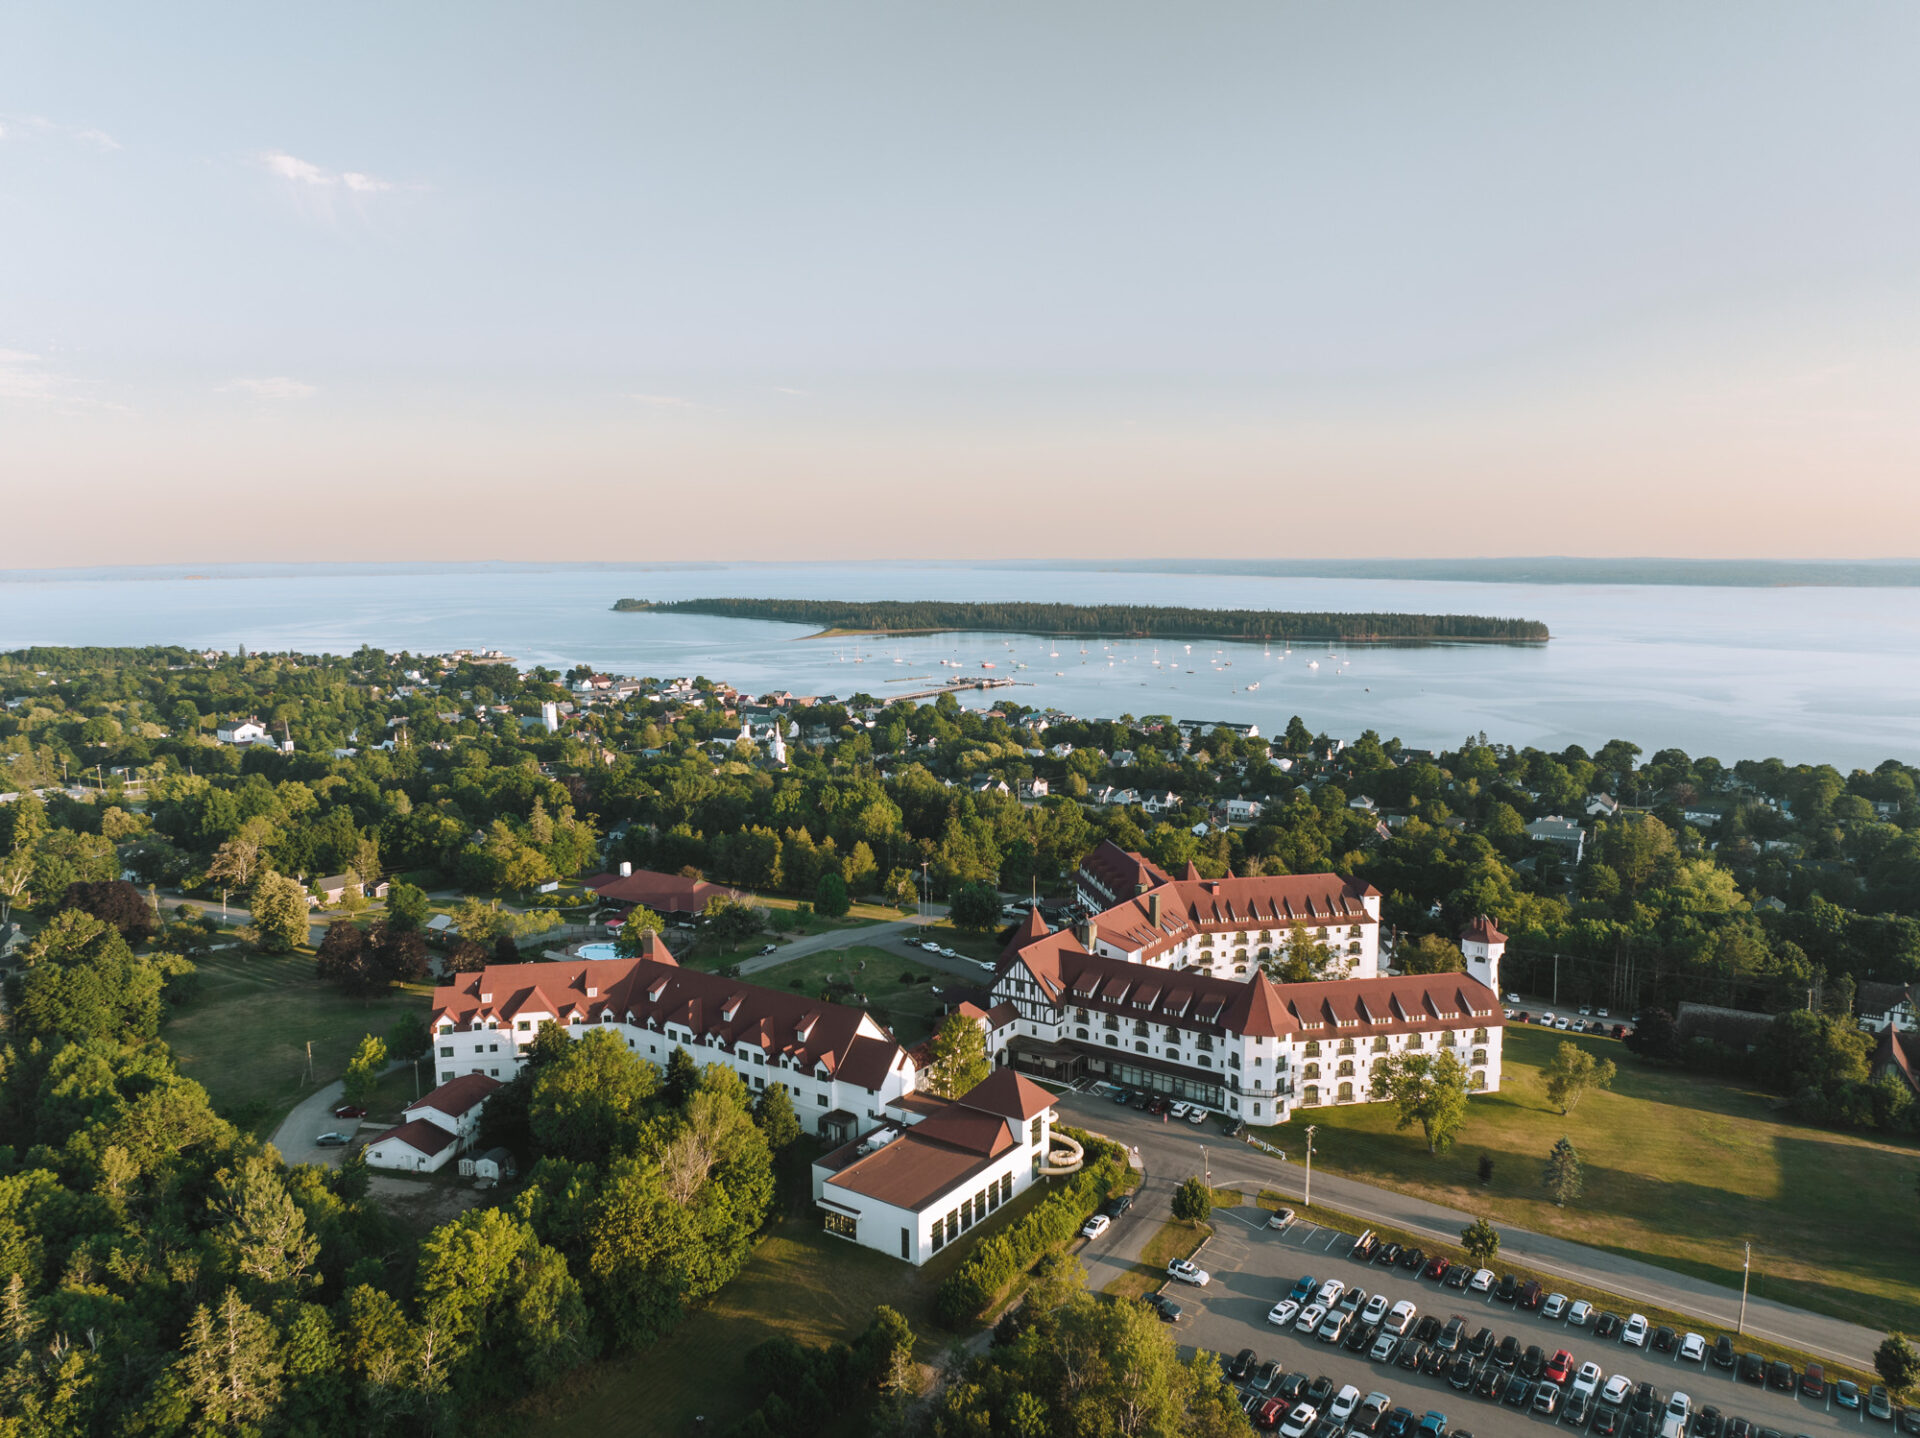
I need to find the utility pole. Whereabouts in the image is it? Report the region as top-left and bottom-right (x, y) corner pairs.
(1553, 952), (1561, 1007)
(1737, 1242), (1751, 1334)
(1304, 1124), (1318, 1209)
(1202, 1145), (1209, 1187)
(920, 861), (930, 932)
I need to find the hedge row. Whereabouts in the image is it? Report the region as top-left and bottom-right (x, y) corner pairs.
(934, 1127), (1127, 1328)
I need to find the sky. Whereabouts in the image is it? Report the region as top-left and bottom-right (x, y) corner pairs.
(4, 2), (1919, 565)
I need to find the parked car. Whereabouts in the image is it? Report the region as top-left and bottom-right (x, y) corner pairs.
(1104, 1193), (1135, 1218)
(1080, 1214), (1111, 1239)
(1345, 1320), (1380, 1355)
(1399, 1247), (1426, 1271)
(1447, 1355), (1477, 1391)
(1418, 1410), (1450, 1438)
(1693, 1407), (1725, 1438)
(1736, 1353), (1764, 1385)
(1493, 1274), (1519, 1303)
(1146, 1292), (1181, 1322)
(1652, 1327), (1678, 1355)
(1535, 1383), (1563, 1417)
(1169, 1101), (1192, 1120)
(1494, 1336), (1521, 1370)
(1800, 1366), (1826, 1400)
(1168, 1258), (1210, 1286)
(1296, 1303), (1328, 1334)
(1416, 1316), (1444, 1345)
(1397, 1343), (1426, 1373)
(1444, 1265), (1473, 1291)
(1385, 1406), (1418, 1438)
(1338, 1286), (1369, 1314)
(331, 1104), (366, 1120)
(1545, 1350), (1574, 1384)
(1355, 1393), (1394, 1434)
(1568, 1300), (1594, 1327)
(1291, 1275), (1320, 1303)
(1563, 1392), (1595, 1428)
(1571, 1361), (1604, 1399)
(1437, 1316), (1467, 1352)
(1519, 1281), (1546, 1311)
(1542, 1293), (1569, 1320)
(1385, 1300), (1418, 1336)
(1469, 1268), (1496, 1293)
(1255, 1361), (1284, 1393)
(1185, 1105), (1207, 1125)
(1866, 1386), (1892, 1421)
(1765, 1361), (1795, 1393)
(1270, 1207), (1298, 1230)
(1268, 1300), (1302, 1328)
(1710, 1336), (1736, 1369)
(1362, 1294), (1391, 1326)
(1520, 1345), (1547, 1381)
(1835, 1381), (1862, 1411)
(1318, 1310), (1352, 1344)
(1599, 1377), (1633, 1409)
(1376, 1243), (1404, 1267)
(1352, 1232), (1379, 1261)
(1256, 1397), (1287, 1430)
(1425, 1255), (1452, 1281)
(1281, 1404), (1320, 1438)
(1679, 1334), (1706, 1364)
(1111, 1086), (1133, 1104)
(314, 1132), (350, 1147)
(1307, 1376), (1337, 1409)
(1332, 1386), (1363, 1422)
(1595, 1312), (1624, 1339)
(1659, 1394), (1692, 1438)
(1592, 1405), (1622, 1438)
(1467, 1326), (1495, 1358)
(1371, 1333), (1404, 1364)
(1621, 1315), (1650, 1348)
(1229, 1349), (1259, 1381)
(1505, 1379), (1537, 1410)
(1477, 1368), (1509, 1402)
(1317, 1278), (1347, 1307)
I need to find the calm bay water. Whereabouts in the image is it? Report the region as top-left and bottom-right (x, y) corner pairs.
(2, 563), (1915, 769)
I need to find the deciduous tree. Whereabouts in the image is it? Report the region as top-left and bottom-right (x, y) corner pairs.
(343, 1034), (388, 1108)
(1542, 1041), (1618, 1116)
(1370, 1049), (1472, 1155)
(250, 869), (310, 953)
(925, 1013), (990, 1099)
(1461, 1217), (1500, 1267)
(1172, 1176), (1213, 1224)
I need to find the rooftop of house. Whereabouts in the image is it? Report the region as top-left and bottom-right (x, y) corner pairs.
(821, 1070), (1056, 1212)
(407, 1072), (503, 1120)
(368, 1117), (457, 1158)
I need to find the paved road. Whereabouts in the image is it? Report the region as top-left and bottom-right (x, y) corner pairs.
(271, 1078), (359, 1169)
(1056, 1093), (1883, 1370)
(1093, 1202), (1892, 1438)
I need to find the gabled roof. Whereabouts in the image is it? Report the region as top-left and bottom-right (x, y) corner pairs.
(430, 952), (912, 1094)
(1090, 872), (1379, 961)
(954, 1068), (1055, 1122)
(368, 1118), (456, 1157)
(1874, 1027), (1918, 1096)
(407, 1072), (502, 1120)
(1461, 915), (1508, 945)
(584, 867), (742, 914)
(1076, 840), (1171, 898)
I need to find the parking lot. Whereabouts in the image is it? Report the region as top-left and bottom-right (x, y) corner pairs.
(1138, 1205), (1903, 1438)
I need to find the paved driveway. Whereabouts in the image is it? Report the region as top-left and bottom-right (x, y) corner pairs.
(271, 1078), (360, 1168)
(1154, 1211), (1889, 1438)
(1054, 1092), (1882, 1369)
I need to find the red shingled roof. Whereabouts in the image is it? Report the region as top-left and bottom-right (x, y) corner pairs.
(1461, 914), (1508, 945)
(429, 954), (911, 1093)
(1090, 872), (1379, 962)
(586, 868), (743, 914)
(407, 1073), (501, 1120)
(368, 1118), (456, 1157)
(1077, 840), (1171, 900)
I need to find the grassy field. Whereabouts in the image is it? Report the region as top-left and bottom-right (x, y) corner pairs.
(1250, 1025), (1920, 1334)
(1105, 1214), (1211, 1300)
(761, 945), (950, 1044)
(164, 949), (424, 1134)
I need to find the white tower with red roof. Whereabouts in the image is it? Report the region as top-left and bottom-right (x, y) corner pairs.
(1460, 915), (1507, 996)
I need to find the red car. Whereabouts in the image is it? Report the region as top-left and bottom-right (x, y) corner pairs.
(1424, 1255), (1452, 1281)
(332, 1103), (367, 1120)
(1518, 1280), (1545, 1310)
(1544, 1349), (1573, 1384)
(1257, 1398), (1285, 1430)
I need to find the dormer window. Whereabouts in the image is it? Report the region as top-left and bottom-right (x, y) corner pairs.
(648, 978), (669, 1002)
(586, 986), (598, 998)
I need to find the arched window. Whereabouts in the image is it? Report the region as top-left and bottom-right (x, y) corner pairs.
(1106, 1034), (1117, 1047)
(1136, 1041), (1148, 1054)
(1076, 1028), (1088, 1040)
(1472, 1048), (1487, 1066)
(1304, 1063), (1320, 1080)
(1339, 1038), (1355, 1054)
(1304, 1040), (1322, 1057)
(1473, 1027), (1489, 1043)
(1134, 1019), (1149, 1036)
(1304, 1085), (1320, 1105)
(1257, 948), (1272, 960)
(1337, 1060), (1354, 1078)
(1441, 1030), (1457, 1046)
(1470, 1069), (1487, 1091)
(1338, 1081), (1354, 1102)
(1372, 1035), (1389, 1052)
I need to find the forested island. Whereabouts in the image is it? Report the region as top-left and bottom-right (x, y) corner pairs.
(611, 597), (1550, 642)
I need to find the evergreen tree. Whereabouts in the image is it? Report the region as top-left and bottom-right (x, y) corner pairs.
(1543, 1136), (1584, 1206)
(924, 1013), (990, 1099)
(1172, 1175), (1213, 1224)
(753, 1082), (802, 1152)
(663, 1045), (700, 1109)
(176, 1287), (285, 1433)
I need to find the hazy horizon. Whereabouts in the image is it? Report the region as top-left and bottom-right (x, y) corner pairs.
(6, 3), (1919, 564)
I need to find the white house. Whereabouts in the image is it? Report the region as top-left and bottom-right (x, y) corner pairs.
(1021, 778), (1050, 800)
(1224, 798), (1264, 823)
(1858, 981), (1918, 1035)
(428, 937), (918, 1143)
(1523, 816), (1586, 865)
(315, 873), (390, 905)
(363, 1073), (503, 1173)
(1585, 794), (1621, 819)
(216, 717), (270, 745)
(813, 1070), (1067, 1265)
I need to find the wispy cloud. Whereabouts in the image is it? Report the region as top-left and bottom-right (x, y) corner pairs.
(0, 113), (120, 152)
(628, 393), (699, 409)
(0, 347), (127, 413)
(771, 386), (809, 396)
(218, 376), (317, 400)
(260, 150), (397, 193)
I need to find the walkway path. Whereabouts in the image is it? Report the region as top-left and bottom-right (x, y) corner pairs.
(1054, 1092), (1885, 1369)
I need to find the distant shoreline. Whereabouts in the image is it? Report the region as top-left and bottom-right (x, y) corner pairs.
(612, 597), (1551, 643)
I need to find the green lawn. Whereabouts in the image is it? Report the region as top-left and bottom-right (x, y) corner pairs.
(761, 946), (948, 1044)
(164, 949), (424, 1135)
(1251, 1026), (1920, 1334)
(1106, 1216), (1210, 1300)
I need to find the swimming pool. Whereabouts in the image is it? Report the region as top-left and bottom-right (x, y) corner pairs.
(578, 942), (620, 960)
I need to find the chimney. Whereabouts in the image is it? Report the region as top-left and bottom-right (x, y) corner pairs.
(1074, 917), (1098, 952)
(619, 860), (632, 877)
(1148, 893), (1161, 929)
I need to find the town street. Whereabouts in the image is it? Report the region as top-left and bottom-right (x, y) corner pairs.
(1055, 1092), (1884, 1370)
